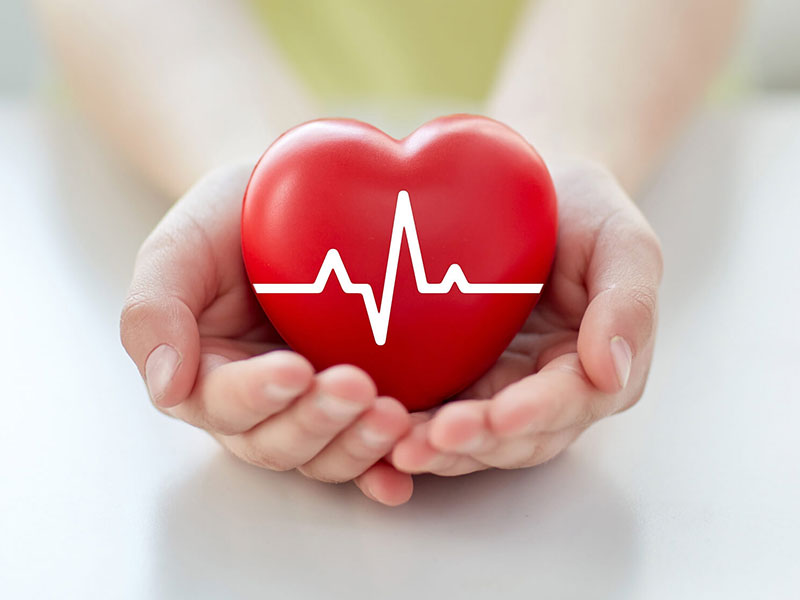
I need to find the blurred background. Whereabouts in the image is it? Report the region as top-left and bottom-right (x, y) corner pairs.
(0, 0), (800, 98)
(3, 0), (800, 187)
(3, 1), (800, 107)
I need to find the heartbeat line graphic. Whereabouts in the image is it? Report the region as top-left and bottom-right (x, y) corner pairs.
(253, 191), (543, 345)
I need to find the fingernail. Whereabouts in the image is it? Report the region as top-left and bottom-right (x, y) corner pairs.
(316, 393), (364, 420)
(359, 424), (392, 449)
(145, 344), (180, 405)
(610, 335), (632, 390)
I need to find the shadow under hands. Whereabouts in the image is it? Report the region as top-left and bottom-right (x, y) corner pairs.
(151, 446), (639, 600)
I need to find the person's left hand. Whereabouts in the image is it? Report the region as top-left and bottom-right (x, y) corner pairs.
(387, 158), (663, 476)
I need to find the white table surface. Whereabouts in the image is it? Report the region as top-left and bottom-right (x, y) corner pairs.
(1, 97), (798, 599)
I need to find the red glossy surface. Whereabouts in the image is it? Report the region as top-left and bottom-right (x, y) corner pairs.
(241, 115), (557, 411)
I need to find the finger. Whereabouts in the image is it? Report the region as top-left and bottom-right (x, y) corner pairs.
(470, 427), (584, 470)
(404, 407), (586, 474)
(465, 433), (547, 469)
(164, 350), (235, 427)
(427, 400), (491, 453)
(427, 398), (576, 471)
(161, 339), (283, 428)
(422, 454), (488, 477)
(428, 395), (588, 470)
(391, 421), (484, 475)
(354, 461), (414, 507)
(120, 291), (201, 409)
(119, 164), (253, 408)
(488, 352), (619, 437)
(226, 365), (377, 471)
(298, 396), (410, 483)
(424, 400), (498, 475)
(577, 184), (663, 394)
(198, 350), (315, 434)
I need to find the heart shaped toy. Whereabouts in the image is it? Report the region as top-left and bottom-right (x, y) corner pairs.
(241, 115), (557, 411)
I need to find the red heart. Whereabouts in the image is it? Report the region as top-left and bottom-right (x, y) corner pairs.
(241, 115), (557, 411)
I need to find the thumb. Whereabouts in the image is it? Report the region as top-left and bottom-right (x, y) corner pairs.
(120, 292), (200, 409)
(120, 197), (220, 408)
(577, 194), (663, 396)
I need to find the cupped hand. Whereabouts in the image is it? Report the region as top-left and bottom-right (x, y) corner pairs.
(120, 163), (413, 506)
(389, 158), (664, 476)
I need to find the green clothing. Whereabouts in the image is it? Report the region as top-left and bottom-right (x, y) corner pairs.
(249, 0), (526, 103)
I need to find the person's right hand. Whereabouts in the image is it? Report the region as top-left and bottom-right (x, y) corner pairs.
(120, 163), (414, 506)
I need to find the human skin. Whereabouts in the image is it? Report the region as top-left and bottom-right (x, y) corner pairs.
(36, 0), (742, 504)
(120, 156), (661, 505)
(388, 157), (661, 478)
(393, 0), (743, 486)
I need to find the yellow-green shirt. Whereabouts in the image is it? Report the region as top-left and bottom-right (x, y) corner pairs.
(249, 0), (526, 103)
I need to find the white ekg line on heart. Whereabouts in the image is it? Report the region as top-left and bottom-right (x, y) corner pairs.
(253, 190), (543, 346)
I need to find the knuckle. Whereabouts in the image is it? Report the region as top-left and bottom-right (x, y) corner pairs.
(478, 439), (534, 469)
(576, 401), (601, 428)
(294, 409), (343, 439)
(119, 294), (154, 351)
(240, 444), (296, 472)
(341, 437), (383, 463)
(622, 284), (658, 337)
(119, 294), (186, 355)
(632, 225), (665, 283)
(297, 465), (350, 484)
(119, 294), (144, 331)
(613, 216), (665, 287)
(525, 442), (563, 468)
(323, 364), (378, 397)
(199, 411), (239, 436)
(506, 443), (546, 469)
